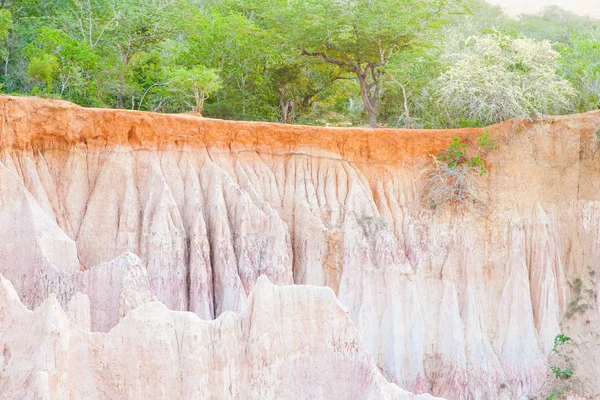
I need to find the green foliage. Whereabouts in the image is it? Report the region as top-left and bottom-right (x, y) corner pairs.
(550, 366), (574, 379)
(548, 332), (574, 398)
(0, 9), (12, 42)
(203, 100), (236, 119)
(458, 118), (485, 128)
(437, 130), (496, 175)
(177, 10), (280, 120)
(129, 52), (163, 91)
(438, 137), (467, 170)
(559, 35), (600, 112)
(552, 333), (571, 352)
(382, 46), (443, 128)
(27, 53), (58, 86)
(235, 0), (471, 125)
(25, 27), (99, 100)
(1, 0), (599, 127)
(506, 6), (600, 44)
(167, 65), (221, 113)
(546, 387), (566, 400)
(421, 130), (496, 209)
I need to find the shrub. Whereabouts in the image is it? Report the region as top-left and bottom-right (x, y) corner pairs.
(548, 333), (574, 388)
(552, 333), (571, 352)
(546, 388), (566, 400)
(421, 130), (496, 209)
(550, 366), (573, 379)
(430, 31), (576, 126)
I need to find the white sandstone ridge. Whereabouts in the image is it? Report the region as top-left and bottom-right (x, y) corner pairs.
(1, 96), (600, 399)
(0, 273), (437, 400)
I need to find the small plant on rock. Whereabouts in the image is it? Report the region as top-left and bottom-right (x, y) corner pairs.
(552, 333), (571, 351)
(550, 366), (574, 379)
(421, 130), (497, 209)
(546, 387), (566, 400)
(545, 333), (575, 399)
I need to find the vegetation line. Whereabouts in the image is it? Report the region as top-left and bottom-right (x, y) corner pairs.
(0, 1), (598, 128)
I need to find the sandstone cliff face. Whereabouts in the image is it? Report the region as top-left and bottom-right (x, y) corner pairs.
(0, 96), (599, 399)
(0, 274), (431, 400)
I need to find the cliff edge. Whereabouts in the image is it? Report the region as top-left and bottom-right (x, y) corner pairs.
(1, 96), (599, 399)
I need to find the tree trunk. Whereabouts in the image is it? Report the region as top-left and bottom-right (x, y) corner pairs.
(193, 84), (201, 113)
(4, 46), (8, 79)
(117, 71), (125, 109)
(357, 71), (378, 127)
(192, 84), (205, 115)
(278, 88), (291, 123)
(389, 76), (410, 129)
(117, 48), (133, 109)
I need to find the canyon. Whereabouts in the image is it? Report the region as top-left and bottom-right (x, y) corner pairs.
(0, 96), (599, 399)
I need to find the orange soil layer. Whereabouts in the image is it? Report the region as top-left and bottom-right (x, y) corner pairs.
(0, 96), (503, 165)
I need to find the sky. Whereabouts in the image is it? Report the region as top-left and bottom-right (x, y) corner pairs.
(488, 0), (600, 19)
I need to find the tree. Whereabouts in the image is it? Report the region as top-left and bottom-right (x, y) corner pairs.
(179, 10), (279, 120)
(559, 35), (600, 112)
(430, 32), (575, 126)
(0, 8), (11, 45)
(26, 27), (99, 98)
(382, 46), (443, 128)
(2, 0), (597, 127)
(0, 8), (12, 88)
(168, 65), (221, 113)
(242, 0), (470, 126)
(27, 53), (58, 87)
(269, 60), (349, 124)
(505, 6), (600, 45)
(108, 0), (189, 108)
(49, 0), (191, 107)
(128, 51), (165, 110)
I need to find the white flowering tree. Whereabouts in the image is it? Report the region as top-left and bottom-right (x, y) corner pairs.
(431, 32), (575, 126)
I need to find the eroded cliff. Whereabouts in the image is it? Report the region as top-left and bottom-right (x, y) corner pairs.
(0, 96), (599, 399)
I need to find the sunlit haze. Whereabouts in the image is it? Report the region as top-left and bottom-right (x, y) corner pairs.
(488, 0), (600, 18)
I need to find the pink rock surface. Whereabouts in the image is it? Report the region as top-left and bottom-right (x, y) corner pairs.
(0, 274), (435, 400)
(1, 96), (599, 399)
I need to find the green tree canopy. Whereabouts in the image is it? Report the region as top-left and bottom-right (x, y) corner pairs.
(559, 35), (600, 111)
(27, 52), (58, 87)
(1, 0), (599, 127)
(168, 65), (221, 113)
(237, 0), (471, 126)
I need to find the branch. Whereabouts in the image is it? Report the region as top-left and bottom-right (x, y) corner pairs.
(577, 73), (600, 95)
(139, 82), (166, 110)
(93, 12), (119, 48)
(300, 72), (352, 108)
(152, 98), (166, 112)
(301, 49), (348, 68)
(388, 74), (410, 129)
(154, 0), (177, 11)
(338, 52), (360, 71)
